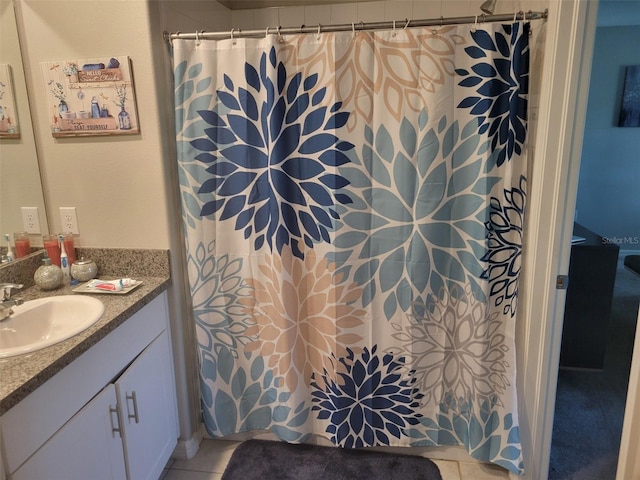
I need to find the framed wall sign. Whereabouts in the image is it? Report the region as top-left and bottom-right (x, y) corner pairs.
(0, 64), (20, 139)
(40, 56), (140, 137)
(619, 65), (640, 128)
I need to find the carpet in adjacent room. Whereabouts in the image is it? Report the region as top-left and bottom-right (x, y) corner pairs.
(220, 439), (443, 480)
(549, 256), (640, 479)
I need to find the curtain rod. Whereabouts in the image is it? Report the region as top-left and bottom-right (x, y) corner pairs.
(163, 9), (547, 43)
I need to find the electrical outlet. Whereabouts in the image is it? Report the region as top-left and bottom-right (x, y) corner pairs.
(59, 207), (80, 234)
(21, 207), (41, 234)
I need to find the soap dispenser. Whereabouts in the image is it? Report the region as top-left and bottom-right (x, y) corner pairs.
(34, 253), (63, 291)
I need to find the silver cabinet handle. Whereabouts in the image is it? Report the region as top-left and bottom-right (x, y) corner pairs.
(126, 391), (140, 424)
(109, 404), (122, 437)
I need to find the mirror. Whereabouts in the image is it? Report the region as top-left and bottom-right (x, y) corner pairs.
(0, 0), (48, 257)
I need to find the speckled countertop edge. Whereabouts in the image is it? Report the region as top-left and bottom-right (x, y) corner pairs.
(0, 249), (171, 415)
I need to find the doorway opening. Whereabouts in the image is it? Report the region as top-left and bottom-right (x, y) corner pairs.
(548, 3), (640, 477)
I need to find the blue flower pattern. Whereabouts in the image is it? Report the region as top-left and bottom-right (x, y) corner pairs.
(406, 393), (524, 473)
(481, 176), (526, 317)
(188, 240), (255, 358)
(310, 346), (423, 448)
(200, 345), (312, 441)
(333, 112), (500, 319)
(191, 47), (354, 259)
(175, 23), (530, 475)
(456, 23), (530, 168)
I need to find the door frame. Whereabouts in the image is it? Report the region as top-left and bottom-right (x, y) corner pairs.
(515, 0), (599, 478)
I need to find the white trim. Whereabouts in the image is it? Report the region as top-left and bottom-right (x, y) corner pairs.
(171, 426), (204, 460)
(516, 1), (599, 478)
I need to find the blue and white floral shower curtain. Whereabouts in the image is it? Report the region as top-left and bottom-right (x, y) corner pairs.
(172, 21), (529, 474)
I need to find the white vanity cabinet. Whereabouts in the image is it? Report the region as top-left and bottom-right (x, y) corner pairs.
(10, 384), (127, 480)
(1, 292), (178, 480)
(116, 329), (177, 480)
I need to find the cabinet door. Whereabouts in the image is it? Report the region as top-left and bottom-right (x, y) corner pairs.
(117, 331), (178, 480)
(11, 384), (126, 480)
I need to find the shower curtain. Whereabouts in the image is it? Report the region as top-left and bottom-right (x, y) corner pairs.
(172, 21), (529, 474)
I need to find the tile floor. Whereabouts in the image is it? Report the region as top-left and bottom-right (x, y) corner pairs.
(160, 439), (511, 479)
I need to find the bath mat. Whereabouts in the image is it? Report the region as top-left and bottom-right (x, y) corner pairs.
(221, 439), (443, 480)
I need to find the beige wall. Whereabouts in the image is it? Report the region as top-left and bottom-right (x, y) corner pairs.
(227, 0), (548, 30)
(160, 0), (231, 33)
(16, 0), (170, 249)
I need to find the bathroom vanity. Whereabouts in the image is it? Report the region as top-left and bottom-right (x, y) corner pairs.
(0, 256), (176, 480)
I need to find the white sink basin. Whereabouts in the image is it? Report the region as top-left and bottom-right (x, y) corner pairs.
(0, 295), (105, 358)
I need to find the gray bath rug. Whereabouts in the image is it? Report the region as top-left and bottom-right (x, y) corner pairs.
(221, 439), (443, 480)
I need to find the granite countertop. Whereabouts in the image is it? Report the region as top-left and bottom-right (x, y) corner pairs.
(0, 249), (171, 415)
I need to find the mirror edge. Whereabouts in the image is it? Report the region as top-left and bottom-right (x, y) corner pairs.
(0, 0), (49, 246)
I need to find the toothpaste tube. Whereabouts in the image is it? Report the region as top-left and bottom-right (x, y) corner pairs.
(86, 278), (135, 292)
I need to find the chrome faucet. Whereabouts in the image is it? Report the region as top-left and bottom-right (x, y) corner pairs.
(0, 283), (24, 321)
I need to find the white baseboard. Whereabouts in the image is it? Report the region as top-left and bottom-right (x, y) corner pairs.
(172, 427), (204, 460)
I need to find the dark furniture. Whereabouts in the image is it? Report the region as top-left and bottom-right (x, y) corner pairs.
(560, 223), (619, 370)
(624, 255), (640, 276)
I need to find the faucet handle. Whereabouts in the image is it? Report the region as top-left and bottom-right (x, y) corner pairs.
(0, 283), (24, 302)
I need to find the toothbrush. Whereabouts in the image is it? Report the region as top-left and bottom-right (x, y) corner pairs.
(59, 234), (70, 284)
(4, 234), (14, 262)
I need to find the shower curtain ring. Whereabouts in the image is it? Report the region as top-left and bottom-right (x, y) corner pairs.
(392, 20), (397, 37)
(471, 15), (478, 32)
(277, 26), (283, 42)
(195, 30), (200, 46)
(317, 24), (321, 40)
(352, 22), (356, 38)
(230, 28), (237, 44)
(404, 18), (410, 29)
(265, 26), (270, 38)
